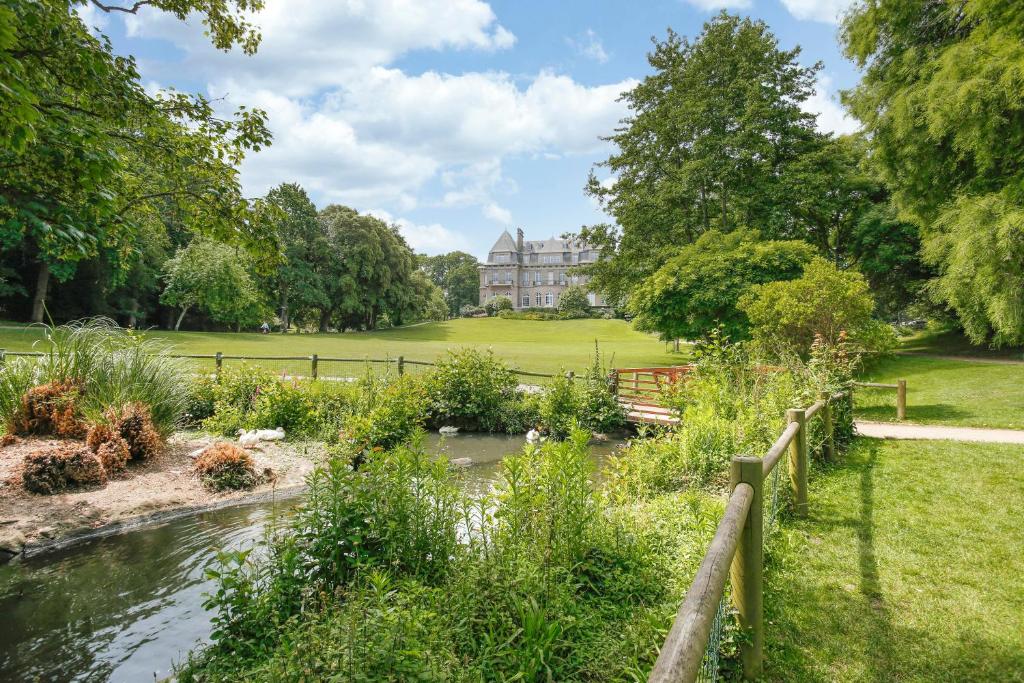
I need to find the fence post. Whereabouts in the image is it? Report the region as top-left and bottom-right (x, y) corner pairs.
(730, 456), (764, 679)
(820, 391), (835, 462)
(566, 370), (574, 382)
(0, 348), (5, 367)
(897, 379), (907, 421)
(397, 356), (405, 376)
(311, 354), (318, 380)
(215, 352), (223, 378)
(786, 408), (808, 517)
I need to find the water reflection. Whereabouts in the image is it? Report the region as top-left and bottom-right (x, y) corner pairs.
(0, 433), (624, 682)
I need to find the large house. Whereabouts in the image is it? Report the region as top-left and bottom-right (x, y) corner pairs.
(479, 229), (607, 310)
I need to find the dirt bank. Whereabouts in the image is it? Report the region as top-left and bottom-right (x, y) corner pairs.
(0, 432), (324, 560)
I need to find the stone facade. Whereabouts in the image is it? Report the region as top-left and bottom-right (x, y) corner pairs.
(479, 229), (607, 310)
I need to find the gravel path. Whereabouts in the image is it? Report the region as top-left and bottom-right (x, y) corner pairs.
(856, 421), (1024, 444)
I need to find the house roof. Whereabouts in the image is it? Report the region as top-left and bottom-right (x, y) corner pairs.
(489, 230), (517, 253)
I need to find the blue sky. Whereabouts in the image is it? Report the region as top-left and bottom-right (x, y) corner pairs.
(80, 0), (860, 259)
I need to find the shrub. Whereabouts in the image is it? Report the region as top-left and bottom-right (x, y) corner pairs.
(538, 349), (624, 439)
(22, 444), (107, 494)
(739, 256), (897, 358)
(183, 375), (218, 427)
(459, 304), (485, 317)
(338, 375), (427, 456)
(484, 296), (514, 316)
(94, 436), (130, 476)
(194, 442), (260, 491)
(9, 381), (86, 438)
(557, 285), (592, 318)
(101, 403), (162, 461)
(497, 310), (561, 321)
(202, 365), (277, 436)
(248, 379), (314, 433)
(423, 348), (518, 432)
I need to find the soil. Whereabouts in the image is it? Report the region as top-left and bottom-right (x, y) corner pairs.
(0, 432), (324, 559)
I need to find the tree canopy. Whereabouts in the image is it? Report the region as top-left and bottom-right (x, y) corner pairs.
(841, 0), (1024, 344)
(418, 251), (480, 316)
(629, 229), (815, 342)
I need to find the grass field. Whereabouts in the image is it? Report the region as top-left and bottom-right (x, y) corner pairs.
(765, 438), (1024, 682)
(855, 355), (1024, 429)
(0, 318), (686, 376)
(898, 327), (1024, 361)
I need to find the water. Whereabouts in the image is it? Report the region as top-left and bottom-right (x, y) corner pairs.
(0, 433), (623, 683)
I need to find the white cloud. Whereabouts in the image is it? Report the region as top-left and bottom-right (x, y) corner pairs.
(568, 29), (610, 64)
(682, 0), (752, 10)
(366, 209), (470, 255)
(483, 203), (513, 224)
(803, 74), (859, 136)
(126, 0), (516, 97)
(780, 0), (856, 24)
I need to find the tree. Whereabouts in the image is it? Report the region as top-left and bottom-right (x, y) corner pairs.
(841, 0), (1024, 345)
(263, 184), (327, 330)
(484, 296), (513, 316)
(739, 257), (896, 357)
(557, 286), (591, 319)
(160, 238), (268, 331)
(582, 13), (822, 302)
(418, 251), (480, 316)
(317, 205), (418, 331)
(0, 1), (274, 322)
(629, 229), (815, 342)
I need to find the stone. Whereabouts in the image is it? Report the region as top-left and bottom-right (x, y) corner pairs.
(449, 457), (473, 468)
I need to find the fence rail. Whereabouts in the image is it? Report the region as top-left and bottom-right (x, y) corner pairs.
(853, 379), (907, 420)
(0, 349), (561, 383)
(649, 388), (850, 683)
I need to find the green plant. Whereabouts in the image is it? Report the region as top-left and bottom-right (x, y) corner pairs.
(338, 375), (427, 456)
(202, 365), (277, 436)
(248, 379), (314, 433)
(183, 375), (218, 427)
(557, 285), (592, 319)
(423, 348), (519, 432)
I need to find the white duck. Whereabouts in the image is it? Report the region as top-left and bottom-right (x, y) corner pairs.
(526, 428), (544, 444)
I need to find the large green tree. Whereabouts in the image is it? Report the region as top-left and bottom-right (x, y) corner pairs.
(317, 205), (419, 332)
(160, 238), (269, 331)
(582, 13), (822, 302)
(263, 183), (327, 330)
(629, 229), (815, 342)
(841, 0), (1024, 344)
(418, 251), (479, 316)
(0, 0), (274, 322)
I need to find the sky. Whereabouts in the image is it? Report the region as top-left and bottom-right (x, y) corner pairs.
(79, 0), (861, 260)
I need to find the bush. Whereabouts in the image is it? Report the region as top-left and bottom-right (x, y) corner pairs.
(484, 296), (514, 316)
(202, 365), (277, 436)
(248, 379), (314, 433)
(537, 349), (624, 439)
(497, 310), (561, 321)
(8, 381), (86, 439)
(739, 257), (897, 358)
(459, 304), (486, 317)
(22, 443), (107, 494)
(94, 436), (130, 476)
(183, 375), (218, 427)
(557, 285), (592, 318)
(423, 348), (519, 432)
(194, 442), (260, 491)
(338, 375), (427, 457)
(100, 402), (162, 461)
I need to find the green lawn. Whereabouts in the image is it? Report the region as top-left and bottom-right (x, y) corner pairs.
(0, 318), (686, 376)
(898, 327), (1024, 361)
(764, 438), (1024, 682)
(855, 355), (1024, 429)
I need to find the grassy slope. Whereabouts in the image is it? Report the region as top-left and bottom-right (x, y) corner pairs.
(855, 355), (1024, 429)
(0, 319), (685, 376)
(898, 327), (1024, 360)
(765, 438), (1024, 682)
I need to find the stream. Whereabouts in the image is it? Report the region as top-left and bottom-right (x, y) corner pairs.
(0, 433), (623, 683)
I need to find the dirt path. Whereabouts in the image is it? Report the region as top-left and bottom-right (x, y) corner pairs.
(856, 421), (1024, 444)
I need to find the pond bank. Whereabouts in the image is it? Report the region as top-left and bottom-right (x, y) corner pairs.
(0, 433), (323, 562)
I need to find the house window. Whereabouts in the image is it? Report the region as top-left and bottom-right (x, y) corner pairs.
(522, 295), (530, 307)
(535, 293), (542, 306)
(587, 292), (597, 306)
(545, 293), (553, 307)
(547, 271), (554, 284)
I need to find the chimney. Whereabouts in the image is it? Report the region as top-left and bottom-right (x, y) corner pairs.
(516, 228), (524, 253)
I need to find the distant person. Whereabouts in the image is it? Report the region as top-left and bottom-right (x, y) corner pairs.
(260, 321), (270, 334)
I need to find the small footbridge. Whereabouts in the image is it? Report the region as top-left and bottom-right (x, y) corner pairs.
(610, 366), (690, 426)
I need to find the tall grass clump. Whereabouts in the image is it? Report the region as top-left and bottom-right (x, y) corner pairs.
(0, 319), (189, 437)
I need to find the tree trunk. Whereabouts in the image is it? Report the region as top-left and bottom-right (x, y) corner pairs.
(319, 309), (331, 333)
(127, 297), (138, 328)
(174, 306), (190, 331)
(280, 288), (289, 332)
(30, 262), (50, 323)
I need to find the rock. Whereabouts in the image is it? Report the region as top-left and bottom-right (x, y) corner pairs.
(590, 432), (610, 443)
(0, 529), (26, 555)
(439, 426), (459, 436)
(37, 526), (56, 539)
(449, 457), (473, 468)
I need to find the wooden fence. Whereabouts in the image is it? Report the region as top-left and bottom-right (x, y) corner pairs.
(648, 389), (847, 682)
(0, 349), (559, 383)
(853, 379), (907, 420)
